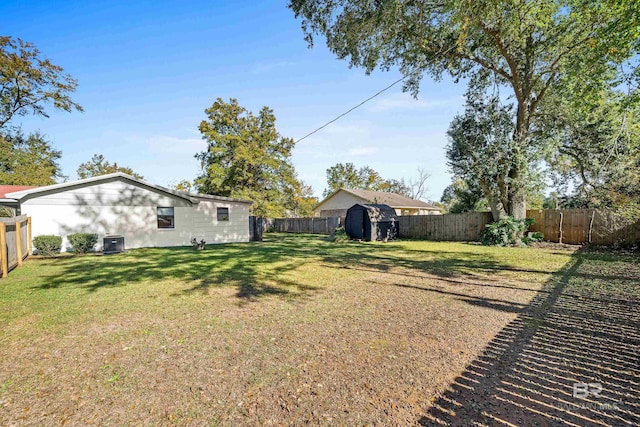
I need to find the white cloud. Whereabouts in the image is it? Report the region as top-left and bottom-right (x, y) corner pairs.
(347, 146), (378, 157)
(368, 93), (461, 113)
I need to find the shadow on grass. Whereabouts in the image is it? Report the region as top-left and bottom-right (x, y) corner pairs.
(35, 234), (538, 302)
(37, 234), (330, 299)
(419, 248), (640, 426)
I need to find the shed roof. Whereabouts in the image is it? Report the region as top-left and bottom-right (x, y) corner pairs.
(317, 188), (440, 211)
(350, 203), (398, 222)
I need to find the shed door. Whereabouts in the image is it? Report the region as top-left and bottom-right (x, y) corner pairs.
(348, 209), (364, 239)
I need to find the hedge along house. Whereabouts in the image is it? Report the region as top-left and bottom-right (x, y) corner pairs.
(345, 204), (399, 242)
(0, 173), (252, 252)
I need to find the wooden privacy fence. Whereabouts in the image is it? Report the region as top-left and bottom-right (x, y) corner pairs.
(399, 212), (493, 241)
(272, 217), (341, 235)
(0, 215), (31, 278)
(527, 209), (640, 245)
(267, 209), (639, 245)
(400, 209), (639, 244)
(249, 217), (276, 241)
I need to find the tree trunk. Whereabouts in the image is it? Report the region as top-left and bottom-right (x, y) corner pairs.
(509, 190), (527, 219)
(479, 181), (508, 221)
(510, 101), (530, 220)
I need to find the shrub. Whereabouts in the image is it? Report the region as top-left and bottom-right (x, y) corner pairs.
(0, 207), (14, 217)
(522, 231), (544, 245)
(328, 226), (349, 243)
(67, 233), (98, 254)
(480, 217), (541, 246)
(33, 235), (62, 256)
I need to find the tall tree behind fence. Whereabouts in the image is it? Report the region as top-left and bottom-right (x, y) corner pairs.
(272, 217), (340, 235)
(0, 215), (32, 278)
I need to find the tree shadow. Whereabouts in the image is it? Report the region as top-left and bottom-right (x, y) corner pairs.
(36, 235), (327, 300)
(419, 248), (640, 426)
(34, 234), (551, 303)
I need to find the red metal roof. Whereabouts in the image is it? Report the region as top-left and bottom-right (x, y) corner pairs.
(0, 185), (38, 198)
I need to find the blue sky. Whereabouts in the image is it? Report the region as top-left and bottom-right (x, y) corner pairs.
(2, 0), (467, 201)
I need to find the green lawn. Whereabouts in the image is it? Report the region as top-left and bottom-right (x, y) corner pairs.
(0, 234), (637, 425)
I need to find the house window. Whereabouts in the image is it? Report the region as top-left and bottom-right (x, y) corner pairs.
(217, 207), (229, 221)
(157, 207), (175, 229)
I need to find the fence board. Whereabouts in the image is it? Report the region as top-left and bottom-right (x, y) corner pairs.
(398, 212), (493, 241)
(269, 210), (639, 246)
(271, 217), (340, 235)
(526, 209), (639, 245)
(0, 215), (31, 278)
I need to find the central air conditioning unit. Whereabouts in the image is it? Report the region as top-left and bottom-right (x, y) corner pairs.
(103, 235), (125, 254)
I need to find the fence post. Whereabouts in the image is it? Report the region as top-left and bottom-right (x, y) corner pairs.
(0, 223), (7, 278)
(27, 217), (32, 255)
(16, 220), (23, 267)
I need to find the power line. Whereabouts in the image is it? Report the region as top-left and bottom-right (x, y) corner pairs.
(295, 76), (406, 143)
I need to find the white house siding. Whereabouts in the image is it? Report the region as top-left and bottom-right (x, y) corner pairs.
(394, 208), (441, 216)
(314, 192), (369, 217)
(182, 199), (250, 245)
(20, 180), (249, 251)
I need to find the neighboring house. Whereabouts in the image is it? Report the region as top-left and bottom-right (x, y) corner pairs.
(313, 188), (441, 217)
(0, 173), (252, 252)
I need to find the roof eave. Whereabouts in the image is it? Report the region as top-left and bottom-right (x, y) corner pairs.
(313, 188), (371, 210)
(191, 194), (253, 204)
(5, 173), (200, 204)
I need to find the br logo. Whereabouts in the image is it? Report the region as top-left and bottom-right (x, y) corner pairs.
(573, 382), (603, 399)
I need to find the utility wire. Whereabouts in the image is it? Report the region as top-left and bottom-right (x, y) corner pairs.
(295, 76), (406, 143)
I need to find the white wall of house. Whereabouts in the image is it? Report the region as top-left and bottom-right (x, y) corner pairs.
(20, 179), (250, 251)
(394, 208), (442, 216)
(313, 191), (369, 216)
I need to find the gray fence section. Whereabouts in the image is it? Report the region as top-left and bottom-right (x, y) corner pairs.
(5, 222), (18, 266)
(272, 217), (341, 235)
(398, 212), (493, 241)
(0, 215), (30, 277)
(249, 217), (274, 241)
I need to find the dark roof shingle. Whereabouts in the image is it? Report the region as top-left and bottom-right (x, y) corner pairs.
(341, 188), (439, 209)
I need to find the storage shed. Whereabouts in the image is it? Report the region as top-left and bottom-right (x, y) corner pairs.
(344, 204), (399, 241)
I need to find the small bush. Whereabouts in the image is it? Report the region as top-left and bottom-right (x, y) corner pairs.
(522, 231), (544, 245)
(33, 235), (62, 256)
(0, 207), (14, 217)
(480, 217), (540, 246)
(328, 226), (349, 243)
(67, 233), (98, 254)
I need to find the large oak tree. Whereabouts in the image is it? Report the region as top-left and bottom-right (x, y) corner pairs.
(76, 154), (143, 180)
(0, 131), (63, 185)
(290, 0), (640, 218)
(196, 98), (314, 217)
(1, 36), (82, 130)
